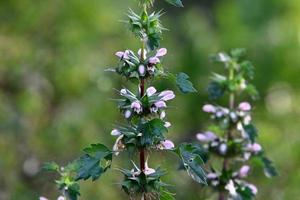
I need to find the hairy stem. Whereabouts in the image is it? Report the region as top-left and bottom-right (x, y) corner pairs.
(219, 66), (235, 199)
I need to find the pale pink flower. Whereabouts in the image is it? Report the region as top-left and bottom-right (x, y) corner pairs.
(39, 197), (48, 200)
(149, 57), (160, 64)
(225, 180), (238, 196)
(202, 104), (216, 113)
(196, 131), (216, 142)
(154, 101), (167, 108)
(131, 101), (143, 113)
(159, 90), (175, 101)
(239, 165), (250, 178)
(57, 196), (65, 200)
(146, 87), (157, 97)
(156, 48), (167, 57)
(207, 173), (218, 179)
(247, 143), (262, 153)
(238, 102), (251, 111)
(113, 135), (124, 156)
(160, 111), (166, 119)
(219, 143), (227, 155)
(161, 140), (175, 150)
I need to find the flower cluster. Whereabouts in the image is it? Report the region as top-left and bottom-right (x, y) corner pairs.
(115, 48), (167, 80)
(194, 49), (277, 200)
(117, 86), (174, 118)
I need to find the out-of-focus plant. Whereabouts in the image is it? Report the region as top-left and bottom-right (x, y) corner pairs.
(195, 49), (278, 200)
(41, 0), (207, 199)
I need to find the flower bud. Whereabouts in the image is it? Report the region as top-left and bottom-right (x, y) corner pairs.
(124, 110), (132, 118)
(161, 140), (175, 150)
(156, 48), (167, 57)
(154, 101), (167, 108)
(146, 86), (157, 97)
(247, 143), (262, 153)
(202, 104), (216, 113)
(207, 173), (218, 179)
(247, 184), (258, 195)
(219, 143), (227, 155)
(138, 65), (146, 76)
(57, 196), (65, 200)
(159, 90), (175, 101)
(160, 111), (166, 119)
(239, 165), (250, 178)
(238, 102), (251, 111)
(111, 129), (121, 136)
(131, 101), (142, 113)
(164, 122), (171, 128)
(39, 197), (48, 200)
(149, 57), (160, 64)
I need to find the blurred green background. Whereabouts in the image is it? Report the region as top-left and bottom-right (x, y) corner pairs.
(0, 0), (299, 199)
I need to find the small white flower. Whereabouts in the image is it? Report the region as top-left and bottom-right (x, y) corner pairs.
(225, 180), (238, 197)
(146, 86), (157, 97)
(39, 197), (48, 200)
(113, 135), (124, 156)
(164, 122), (171, 128)
(243, 115), (252, 125)
(120, 88), (127, 95)
(138, 48), (147, 60)
(207, 172), (218, 179)
(160, 111), (166, 119)
(124, 110), (132, 119)
(144, 161), (156, 175)
(138, 65), (146, 76)
(219, 143), (227, 155)
(111, 129), (121, 136)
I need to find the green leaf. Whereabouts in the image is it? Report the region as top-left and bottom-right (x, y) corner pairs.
(207, 81), (225, 100)
(76, 143), (112, 181)
(140, 119), (168, 146)
(243, 124), (258, 143)
(164, 0), (184, 7)
(160, 188), (175, 200)
(261, 156), (278, 178)
(66, 183), (81, 200)
(230, 48), (246, 60)
(176, 72), (197, 94)
(174, 143), (207, 184)
(42, 162), (59, 172)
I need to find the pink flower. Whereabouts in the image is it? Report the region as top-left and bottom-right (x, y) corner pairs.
(159, 90), (175, 101)
(202, 104), (216, 113)
(238, 102), (251, 111)
(138, 65), (146, 76)
(161, 140), (175, 149)
(131, 101), (143, 113)
(146, 86), (157, 97)
(154, 101), (167, 108)
(39, 197), (48, 200)
(57, 196), (65, 200)
(156, 48), (167, 57)
(239, 165), (250, 178)
(247, 184), (258, 195)
(196, 131), (216, 142)
(247, 143), (262, 153)
(115, 50), (131, 59)
(149, 57), (160, 64)
(207, 173), (218, 179)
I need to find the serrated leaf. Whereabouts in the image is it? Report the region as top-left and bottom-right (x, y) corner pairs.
(76, 143), (112, 181)
(230, 48), (246, 60)
(176, 72), (197, 94)
(207, 81), (225, 100)
(261, 156), (278, 178)
(140, 119), (168, 146)
(164, 0), (184, 7)
(174, 143), (207, 184)
(243, 124), (258, 143)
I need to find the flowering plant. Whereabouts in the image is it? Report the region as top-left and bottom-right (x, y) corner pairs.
(195, 49), (278, 200)
(41, 0), (207, 199)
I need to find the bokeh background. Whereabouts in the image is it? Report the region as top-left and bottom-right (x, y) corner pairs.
(0, 0), (299, 199)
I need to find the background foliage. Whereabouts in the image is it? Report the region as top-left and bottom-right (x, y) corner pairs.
(0, 0), (299, 199)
